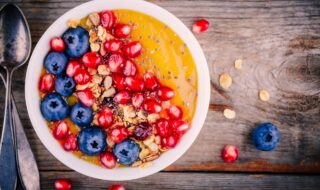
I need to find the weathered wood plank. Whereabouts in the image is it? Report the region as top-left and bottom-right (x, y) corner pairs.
(39, 171), (320, 190)
(0, 0), (319, 174)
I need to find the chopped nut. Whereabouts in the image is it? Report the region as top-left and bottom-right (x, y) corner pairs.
(85, 18), (93, 28)
(155, 135), (161, 145)
(234, 58), (243, 70)
(88, 12), (100, 26)
(106, 136), (115, 148)
(219, 73), (232, 90)
(93, 114), (99, 126)
(76, 83), (89, 91)
(97, 65), (110, 76)
(140, 161), (152, 168)
(92, 103), (99, 112)
(89, 29), (98, 43)
(105, 32), (115, 41)
(123, 105), (136, 119)
(67, 19), (80, 28)
(97, 25), (105, 37)
(145, 153), (159, 162)
(100, 45), (107, 56)
(101, 87), (116, 99)
(92, 75), (103, 84)
(259, 90), (270, 101)
(143, 135), (155, 146)
(139, 148), (150, 160)
(137, 110), (147, 120)
(90, 42), (100, 52)
(103, 76), (113, 89)
(91, 85), (102, 98)
(223, 108), (236, 119)
(131, 161), (143, 167)
(88, 68), (97, 75)
(127, 125), (136, 134)
(147, 143), (159, 152)
(147, 113), (160, 123)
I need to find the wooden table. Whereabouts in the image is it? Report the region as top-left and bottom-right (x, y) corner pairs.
(0, 0), (320, 189)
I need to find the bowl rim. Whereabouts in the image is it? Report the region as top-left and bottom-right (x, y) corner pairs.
(25, 0), (210, 181)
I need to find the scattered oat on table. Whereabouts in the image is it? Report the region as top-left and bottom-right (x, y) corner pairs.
(259, 90), (270, 101)
(219, 73), (232, 90)
(223, 108), (236, 119)
(234, 58), (243, 70)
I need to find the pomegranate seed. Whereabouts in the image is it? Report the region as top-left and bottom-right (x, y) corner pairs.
(82, 52), (102, 69)
(132, 93), (144, 108)
(172, 120), (190, 135)
(114, 24), (131, 38)
(123, 41), (142, 58)
(157, 86), (175, 101)
(108, 126), (128, 143)
(112, 74), (126, 91)
(192, 19), (209, 33)
(143, 99), (162, 113)
(100, 152), (117, 169)
(123, 59), (137, 76)
(107, 53), (125, 73)
(143, 72), (158, 91)
(156, 119), (173, 137)
(74, 68), (91, 85)
(168, 105), (183, 120)
(113, 91), (131, 104)
(66, 60), (81, 77)
(99, 11), (116, 30)
(104, 39), (124, 53)
(125, 77), (144, 91)
(50, 37), (65, 52)
(63, 134), (78, 151)
(97, 107), (114, 128)
(54, 179), (72, 190)
(162, 135), (179, 148)
(108, 184), (126, 190)
(76, 90), (95, 107)
(221, 144), (239, 163)
(39, 73), (55, 93)
(53, 121), (69, 140)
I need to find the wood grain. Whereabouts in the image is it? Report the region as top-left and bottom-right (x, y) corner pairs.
(0, 0), (320, 189)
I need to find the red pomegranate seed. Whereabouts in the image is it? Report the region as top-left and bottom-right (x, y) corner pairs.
(143, 99), (162, 113)
(39, 73), (55, 93)
(63, 134), (78, 151)
(50, 37), (65, 52)
(107, 53), (125, 73)
(109, 126), (128, 143)
(123, 41), (142, 58)
(192, 19), (209, 33)
(125, 77), (144, 91)
(132, 93), (144, 108)
(156, 119), (173, 137)
(114, 24), (131, 38)
(99, 11), (116, 30)
(168, 105), (183, 120)
(74, 68), (91, 85)
(66, 60), (81, 77)
(172, 120), (190, 135)
(221, 144), (239, 163)
(104, 39), (124, 53)
(76, 90), (95, 107)
(157, 86), (175, 101)
(143, 72), (158, 91)
(112, 74), (126, 91)
(123, 59), (137, 76)
(82, 52), (102, 69)
(108, 184), (126, 190)
(97, 107), (114, 128)
(162, 135), (179, 148)
(100, 152), (117, 169)
(54, 179), (72, 190)
(53, 121), (69, 140)
(113, 91), (131, 104)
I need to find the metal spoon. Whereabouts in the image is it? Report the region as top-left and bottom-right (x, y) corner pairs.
(0, 3), (32, 190)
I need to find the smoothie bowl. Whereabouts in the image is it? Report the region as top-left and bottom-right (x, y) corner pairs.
(25, 0), (210, 180)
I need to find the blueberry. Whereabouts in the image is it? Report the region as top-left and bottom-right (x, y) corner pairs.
(78, 127), (107, 156)
(55, 75), (76, 97)
(252, 123), (281, 151)
(113, 139), (140, 165)
(62, 27), (89, 58)
(40, 93), (69, 121)
(44, 52), (68, 75)
(70, 103), (93, 127)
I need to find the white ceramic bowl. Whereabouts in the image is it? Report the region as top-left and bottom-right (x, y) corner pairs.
(25, 0), (210, 181)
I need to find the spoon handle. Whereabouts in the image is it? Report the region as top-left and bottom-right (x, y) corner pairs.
(0, 73), (17, 190)
(13, 96), (41, 190)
